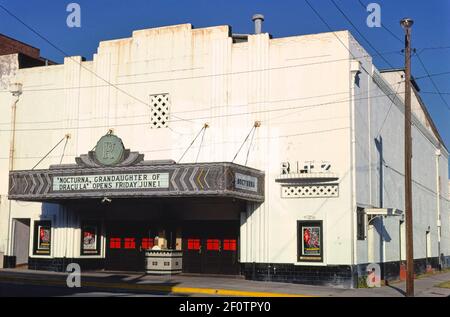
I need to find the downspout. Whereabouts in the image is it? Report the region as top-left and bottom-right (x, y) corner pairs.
(350, 60), (359, 286)
(435, 148), (442, 269)
(6, 83), (22, 257)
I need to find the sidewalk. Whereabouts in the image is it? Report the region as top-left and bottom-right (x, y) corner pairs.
(1, 268), (449, 297)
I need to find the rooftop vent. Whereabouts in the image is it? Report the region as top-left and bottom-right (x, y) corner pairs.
(252, 14), (264, 34)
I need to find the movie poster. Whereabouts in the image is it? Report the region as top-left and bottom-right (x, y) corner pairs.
(81, 222), (100, 255)
(34, 221), (51, 255)
(38, 225), (50, 249)
(298, 221), (323, 262)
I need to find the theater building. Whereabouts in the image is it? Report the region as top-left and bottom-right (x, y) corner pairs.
(0, 22), (449, 288)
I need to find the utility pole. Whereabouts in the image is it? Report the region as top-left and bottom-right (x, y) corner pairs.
(400, 17), (414, 297)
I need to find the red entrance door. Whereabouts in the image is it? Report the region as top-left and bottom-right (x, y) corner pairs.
(182, 221), (239, 275)
(105, 222), (150, 271)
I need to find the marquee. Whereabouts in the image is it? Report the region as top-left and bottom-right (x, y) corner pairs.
(8, 134), (264, 202)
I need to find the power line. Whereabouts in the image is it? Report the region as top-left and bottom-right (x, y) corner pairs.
(0, 90), (353, 126)
(421, 91), (450, 96)
(0, 3), (194, 125)
(330, 0), (395, 68)
(415, 70), (450, 81)
(2, 2), (443, 151)
(0, 88), (374, 128)
(358, 0), (450, 113)
(303, 0), (382, 82)
(2, 93), (442, 161)
(375, 82), (402, 136)
(12, 2), (450, 98)
(0, 90), (407, 133)
(0, 126), (351, 161)
(0, 115), (352, 160)
(304, 0), (450, 122)
(418, 46), (450, 54)
(415, 52), (450, 112)
(0, 50), (402, 95)
(357, 0), (404, 44)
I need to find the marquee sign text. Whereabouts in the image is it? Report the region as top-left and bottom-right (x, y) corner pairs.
(235, 173), (257, 192)
(52, 173), (169, 191)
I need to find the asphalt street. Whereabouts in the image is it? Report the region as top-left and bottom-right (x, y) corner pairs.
(0, 281), (175, 297)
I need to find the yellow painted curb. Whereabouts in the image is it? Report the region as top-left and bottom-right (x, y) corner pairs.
(0, 275), (313, 297)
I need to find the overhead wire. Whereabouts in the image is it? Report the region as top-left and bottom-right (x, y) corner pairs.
(330, 0), (395, 68)
(0, 90), (409, 133)
(0, 3), (194, 124)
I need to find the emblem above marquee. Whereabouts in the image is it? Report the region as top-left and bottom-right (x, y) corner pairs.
(75, 133), (144, 168)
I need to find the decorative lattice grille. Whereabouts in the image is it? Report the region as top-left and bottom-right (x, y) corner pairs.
(150, 94), (170, 128)
(281, 184), (339, 198)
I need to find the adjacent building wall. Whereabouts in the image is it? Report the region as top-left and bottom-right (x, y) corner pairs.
(0, 36), (55, 260)
(351, 34), (449, 274)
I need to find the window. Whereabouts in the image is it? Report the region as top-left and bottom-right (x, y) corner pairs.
(206, 239), (220, 251)
(223, 239), (237, 251)
(109, 238), (121, 249)
(150, 93), (170, 129)
(187, 239), (200, 250)
(357, 207), (366, 240)
(141, 238), (154, 250)
(124, 238), (136, 249)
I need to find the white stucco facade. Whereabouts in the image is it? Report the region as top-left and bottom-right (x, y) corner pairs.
(0, 24), (449, 286)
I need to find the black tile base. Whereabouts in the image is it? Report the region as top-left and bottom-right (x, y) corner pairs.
(28, 257), (105, 272)
(242, 256), (445, 288)
(241, 263), (355, 288)
(2, 255), (16, 268)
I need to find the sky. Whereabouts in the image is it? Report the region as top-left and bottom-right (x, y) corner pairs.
(1, 0), (449, 150)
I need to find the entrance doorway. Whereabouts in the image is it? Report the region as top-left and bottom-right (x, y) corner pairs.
(103, 214), (240, 274)
(182, 221), (240, 275)
(105, 221), (177, 271)
(12, 218), (30, 267)
(105, 222), (151, 271)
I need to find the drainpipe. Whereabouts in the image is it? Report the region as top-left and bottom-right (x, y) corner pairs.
(435, 148), (442, 269)
(6, 83), (22, 257)
(349, 61), (360, 286)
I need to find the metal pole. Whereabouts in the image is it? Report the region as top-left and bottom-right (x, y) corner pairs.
(401, 17), (414, 297)
(6, 84), (22, 258)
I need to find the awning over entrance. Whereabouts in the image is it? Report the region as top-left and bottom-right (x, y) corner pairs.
(8, 134), (264, 203)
